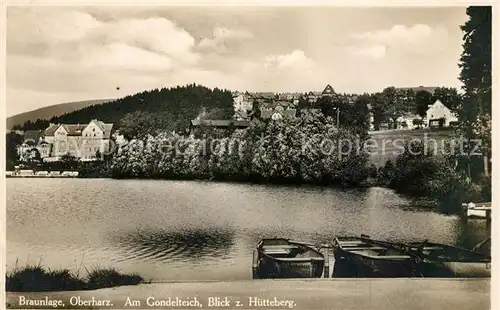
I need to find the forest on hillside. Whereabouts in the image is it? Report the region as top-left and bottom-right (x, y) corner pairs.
(14, 84), (235, 139)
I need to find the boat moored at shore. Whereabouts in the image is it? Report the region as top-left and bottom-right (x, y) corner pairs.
(331, 235), (417, 277)
(253, 239), (325, 279)
(405, 239), (491, 278)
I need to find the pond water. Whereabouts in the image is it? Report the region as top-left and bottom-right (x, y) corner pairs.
(6, 179), (489, 281)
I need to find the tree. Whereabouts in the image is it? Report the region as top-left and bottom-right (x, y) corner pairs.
(431, 87), (462, 110)
(458, 6), (492, 177)
(296, 96), (309, 117)
(61, 153), (78, 170)
(200, 108), (230, 120)
(6, 132), (23, 170)
(459, 6), (492, 116)
(348, 95), (371, 138)
(317, 96), (337, 119)
(381, 87), (411, 129)
(412, 118), (424, 128)
(370, 92), (389, 131)
(119, 111), (157, 140)
(251, 100), (261, 120)
(415, 90), (434, 118)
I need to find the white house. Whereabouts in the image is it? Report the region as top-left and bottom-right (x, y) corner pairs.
(425, 99), (458, 127)
(396, 113), (422, 130)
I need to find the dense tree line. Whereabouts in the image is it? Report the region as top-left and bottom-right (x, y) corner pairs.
(12, 119), (50, 131)
(111, 111), (371, 187)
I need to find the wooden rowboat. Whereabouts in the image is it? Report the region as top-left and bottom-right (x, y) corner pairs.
(332, 235), (417, 277)
(406, 240), (491, 278)
(253, 238), (325, 278)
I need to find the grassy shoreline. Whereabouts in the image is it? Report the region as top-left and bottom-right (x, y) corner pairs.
(6, 264), (144, 292)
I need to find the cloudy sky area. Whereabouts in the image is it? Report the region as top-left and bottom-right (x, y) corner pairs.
(7, 6), (467, 116)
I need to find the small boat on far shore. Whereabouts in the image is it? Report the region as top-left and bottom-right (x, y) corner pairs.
(253, 238), (325, 279)
(463, 202), (491, 219)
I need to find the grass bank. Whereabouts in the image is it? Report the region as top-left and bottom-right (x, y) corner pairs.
(6, 264), (144, 292)
(368, 127), (457, 167)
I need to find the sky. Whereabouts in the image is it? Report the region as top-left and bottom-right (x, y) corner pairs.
(6, 6), (468, 116)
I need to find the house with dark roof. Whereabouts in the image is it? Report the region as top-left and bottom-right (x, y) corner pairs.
(260, 101), (297, 120)
(189, 119), (251, 137)
(306, 84), (338, 103)
(322, 84), (335, 96)
(17, 130), (52, 160)
(307, 91), (323, 103)
(23, 130), (43, 143)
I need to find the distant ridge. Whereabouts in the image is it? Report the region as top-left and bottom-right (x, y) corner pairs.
(6, 99), (114, 129)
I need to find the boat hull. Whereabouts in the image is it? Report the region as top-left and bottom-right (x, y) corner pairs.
(332, 237), (417, 277)
(467, 208), (487, 219)
(334, 248), (416, 277)
(417, 261), (491, 278)
(258, 258), (324, 278)
(408, 242), (491, 278)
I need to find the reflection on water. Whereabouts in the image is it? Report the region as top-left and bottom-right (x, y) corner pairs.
(111, 227), (235, 263)
(6, 179), (490, 281)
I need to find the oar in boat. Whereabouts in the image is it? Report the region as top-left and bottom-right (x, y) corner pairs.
(359, 234), (409, 251)
(471, 237), (491, 252)
(288, 240), (330, 250)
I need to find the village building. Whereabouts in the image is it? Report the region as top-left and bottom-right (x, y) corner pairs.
(18, 119), (114, 162)
(425, 99), (458, 127)
(306, 84), (337, 104)
(232, 91), (254, 115)
(189, 119), (251, 137)
(395, 113), (422, 130)
(260, 101), (297, 120)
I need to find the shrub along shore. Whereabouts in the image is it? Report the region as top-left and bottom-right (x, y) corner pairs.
(6, 264), (144, 292)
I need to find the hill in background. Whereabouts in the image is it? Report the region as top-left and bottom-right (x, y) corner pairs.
(8, 84), (235, 139)
(6, 99), (114, 130)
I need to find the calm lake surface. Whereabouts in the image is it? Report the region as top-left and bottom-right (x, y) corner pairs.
(7, 179), (490, 281)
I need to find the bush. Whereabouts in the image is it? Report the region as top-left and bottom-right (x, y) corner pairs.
(86, 267), (143, 290)
(6, 265), (85, 292)
(383, 140), (489, 213)
(6, 264), (143, 292)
